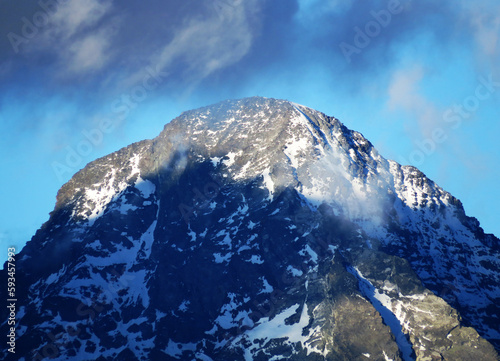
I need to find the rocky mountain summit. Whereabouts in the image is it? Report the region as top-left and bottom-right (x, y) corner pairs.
(1, 97), (499, 360)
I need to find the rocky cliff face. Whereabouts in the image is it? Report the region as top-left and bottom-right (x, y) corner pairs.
(1, 97), (499, 360)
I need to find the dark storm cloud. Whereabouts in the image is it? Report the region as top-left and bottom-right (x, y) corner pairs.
(0, 0), (496, 121)
(0, 0), (266, 133)
(0, 0), (259, 88)
(190, 0), (483, 98)
(284, 0), (471, 79)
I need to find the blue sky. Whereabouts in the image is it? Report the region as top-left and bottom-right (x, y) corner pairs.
(0, 0), (499, 261)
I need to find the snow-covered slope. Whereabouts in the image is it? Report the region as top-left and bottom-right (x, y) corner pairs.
(1, 97), (498, 360)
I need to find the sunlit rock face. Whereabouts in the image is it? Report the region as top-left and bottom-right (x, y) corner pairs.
(1, 97), (498, 361)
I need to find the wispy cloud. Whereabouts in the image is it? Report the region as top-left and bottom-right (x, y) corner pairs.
(63, 28), (115, 74)
(460, 2), (500, 79)
(45, 0), (112, 41)
(471, 13), (500, 56)
(387, 65), (441, 139)
(24, 0), (116, 77)
(125, 0), (259, 91)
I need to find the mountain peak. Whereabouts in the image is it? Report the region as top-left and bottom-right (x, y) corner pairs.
(154, 96), (380, 210)
(4, 97), (499, 360)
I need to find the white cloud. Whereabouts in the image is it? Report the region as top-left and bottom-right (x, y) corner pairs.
(125, 0), (259, 89)
(47, 0), (112, 41)
(458, 1), (500, 77)
(13, 0), (261, 83)
(26, 0), (116, 77)
(471, 14), (500, 56)
(64, 30), (113, 74)
(387, 65), (441, 138)
(387, 66), (424, 110)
